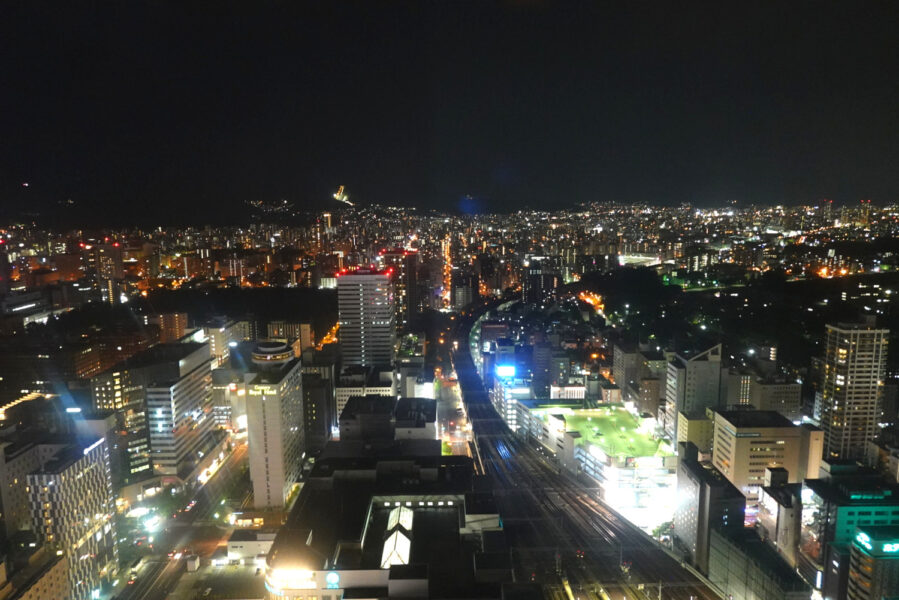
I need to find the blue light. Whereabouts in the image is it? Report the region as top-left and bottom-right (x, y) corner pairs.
(496, 365), (516, 378)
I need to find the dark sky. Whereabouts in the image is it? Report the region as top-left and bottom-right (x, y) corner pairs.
(1, 1), (898, 222)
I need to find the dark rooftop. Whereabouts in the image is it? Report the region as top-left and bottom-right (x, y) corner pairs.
(340, 395), (397, 420)
(102, 342), (207, 373)
(679, 458), (745, 499)
(395, 398), (437, 425)
(717, 410), (795, 429)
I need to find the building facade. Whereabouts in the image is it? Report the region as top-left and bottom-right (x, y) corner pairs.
(820, 323), (888, 460)
(26, 439), (118, 600)
(245, 342), (304, 509)
(337, 270), (396, 368)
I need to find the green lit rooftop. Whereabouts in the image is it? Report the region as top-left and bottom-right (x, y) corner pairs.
(536, 406), (672, 459)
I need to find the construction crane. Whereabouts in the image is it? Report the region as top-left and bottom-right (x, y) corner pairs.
(332, 185), (354, 206)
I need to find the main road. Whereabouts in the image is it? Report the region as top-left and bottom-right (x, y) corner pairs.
(115, 441), (249, 600)
(451, 300), (719, 600)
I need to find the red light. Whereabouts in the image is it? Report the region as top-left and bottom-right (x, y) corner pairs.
(79, 242), (86, 248)
(113, 242), (120, 247)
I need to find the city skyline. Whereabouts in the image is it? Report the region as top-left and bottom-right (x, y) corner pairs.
(2, 2), (899, 223)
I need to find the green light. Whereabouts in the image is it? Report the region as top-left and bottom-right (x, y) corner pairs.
(857, 532), (873, 551)
(883, 543), (899, 553)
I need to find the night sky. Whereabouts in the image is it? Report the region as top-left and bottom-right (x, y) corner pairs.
(1, 1), (898, 222)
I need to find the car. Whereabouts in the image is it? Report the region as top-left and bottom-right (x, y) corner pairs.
(128, 579), (136, 585)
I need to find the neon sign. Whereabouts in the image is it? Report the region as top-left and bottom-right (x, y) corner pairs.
(856, 532), (873, 551)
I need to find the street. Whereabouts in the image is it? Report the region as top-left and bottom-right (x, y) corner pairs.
(114, 441), (250, 600)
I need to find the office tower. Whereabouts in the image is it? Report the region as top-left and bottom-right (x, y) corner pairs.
(451, 267), (479, 310)
(27, 438), (118, 600)
(145, 343), (215, 476)
(245, 342), (304, 509)
(674, 442), (746, 574)
(337, 269), (395, 367)
(821, 322), (889, 460)
(664, 345), (723, 440)
(91, 343), (209, 483)
(847, 525), (899, 600)
(711, 411), (819, 515)
(522, 256), (560, 304)
(81, 243), (123, 281)
(378, 249), (419, 327)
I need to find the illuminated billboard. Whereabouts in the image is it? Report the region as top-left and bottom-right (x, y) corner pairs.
(495, 365), (516, 378)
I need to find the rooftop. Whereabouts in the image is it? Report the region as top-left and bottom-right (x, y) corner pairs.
(716, 410), (795, 429)
(102, 342), (207, 372)
(395, 398), (437, 425)
(540, 406), (671, 459)
(680, 459), (745, 498)
(340, 395), (397, 420)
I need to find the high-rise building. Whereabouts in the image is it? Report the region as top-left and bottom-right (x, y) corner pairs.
(245, 342), (304, 509)
(145, 343), (215, 476)
(378, 249), (419, 327)
(522, 256), (560, 304)
(847, 525), (899, 600)
(27, 438), (118, 600)
(337, 270), (395, 368)
(91, 343), (210, 483)
(821, 322), (889, 460)
(663, 345), (723, 440)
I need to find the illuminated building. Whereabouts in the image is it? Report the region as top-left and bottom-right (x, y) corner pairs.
(145, 312), (188, 343)
(847, 525), (899, 600)
(798, 463), (899, 597)
(522, 256), (560, 304)
(91, 343), (210, 482)
(514, 403), (677, 530)
(245, 342), (304, 509)
(267, 320), (314, 351)
(711, 411), (819, 517)
(491, 366), (528, 430)
(377, 249), (419, 328)
(26, 438), (118, 600)
(145, 343), (215, 477)
(820, 322), (888, 461)
(337, 270), (395, 368)
(201, 316), (238, 367)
